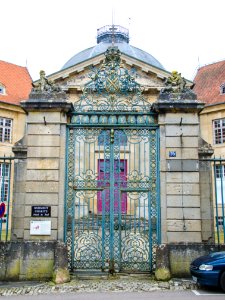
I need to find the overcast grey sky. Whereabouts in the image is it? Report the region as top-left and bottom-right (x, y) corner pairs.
(1, 0), (225, 81)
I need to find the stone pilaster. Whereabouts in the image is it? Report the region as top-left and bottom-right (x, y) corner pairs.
(11, 138), (27, 240)
(17, 86), (73, 241)
(153, 93), (205, 243)
(198, 139), (214, 242)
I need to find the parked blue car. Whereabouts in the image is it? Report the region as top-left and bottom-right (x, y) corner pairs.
(190, 251), (225, 292)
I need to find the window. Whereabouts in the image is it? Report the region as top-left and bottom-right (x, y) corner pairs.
(216, 216), (224, 226)
(0, 84), (6, 95)
(215, 164), (225, 204)
(0, 117), (12, 143)
(215, 165), (225, 178)
(213, 119), (225, 144)
(220, 83), (225, 95)
(0, 163), (10, 202)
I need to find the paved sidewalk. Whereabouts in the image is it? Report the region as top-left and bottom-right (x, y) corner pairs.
(0, 277), (197, 297)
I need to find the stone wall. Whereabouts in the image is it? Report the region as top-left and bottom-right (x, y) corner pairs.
(155, 243), (225, 280)
(0, 241), (69, 282)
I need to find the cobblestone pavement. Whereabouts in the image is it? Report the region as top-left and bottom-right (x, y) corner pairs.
(0, 276), (197, 297)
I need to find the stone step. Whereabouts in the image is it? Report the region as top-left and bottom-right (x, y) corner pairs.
(72, 269), (109, 280)
(72, 270), (153, 280)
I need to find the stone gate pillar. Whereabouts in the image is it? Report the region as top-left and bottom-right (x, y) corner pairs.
(12, 74), (72, 241)
(153, 72), (215, 280)
(153, 72), (211, 244)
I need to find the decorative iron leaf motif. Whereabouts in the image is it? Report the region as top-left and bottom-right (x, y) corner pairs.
(73, 46), (151, 112)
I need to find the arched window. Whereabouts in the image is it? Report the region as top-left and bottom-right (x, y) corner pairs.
(0, 83), (6, 95)
(220, 83), (225, 95)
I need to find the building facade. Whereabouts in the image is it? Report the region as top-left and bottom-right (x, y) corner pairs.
(0, 60), (32, 240)
(7, 26), (216, 280)
(194, 60), (225, 242)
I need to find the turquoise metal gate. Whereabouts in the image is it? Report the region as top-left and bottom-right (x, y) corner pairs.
(64, 47), (160, 273)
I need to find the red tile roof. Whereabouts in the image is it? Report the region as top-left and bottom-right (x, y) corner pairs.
(0, 60), (32, 105)
(193, 60), (225, 104)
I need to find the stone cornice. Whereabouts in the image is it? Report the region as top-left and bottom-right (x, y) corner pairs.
(152, 99), (205, 113)
(21, 99), (73, 113)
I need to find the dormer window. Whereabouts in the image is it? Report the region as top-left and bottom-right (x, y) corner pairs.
(220, 83), (225, 95)
(0, 83), (6, 95)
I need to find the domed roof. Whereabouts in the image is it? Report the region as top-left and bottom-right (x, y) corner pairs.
(61, 25), (165, 71)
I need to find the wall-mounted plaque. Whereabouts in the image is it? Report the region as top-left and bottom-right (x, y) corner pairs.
(31, 206), (51, 217)
(30, 220), (51, 235)
(169, 151), (176, 158)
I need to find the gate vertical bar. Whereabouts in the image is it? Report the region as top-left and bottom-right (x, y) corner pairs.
(64, 127), (69, 242)
(0, 157), (14, 241)
(109, 128), (115, 272)
(213, 160), (220, 244)
(219, 158), (225, 242)
(64, 127), (76, 270)
(5, 158), (11, 241)
(1, 158), (5, 241)
(156, 128), (161, 244)
(0, 158), (5, 241)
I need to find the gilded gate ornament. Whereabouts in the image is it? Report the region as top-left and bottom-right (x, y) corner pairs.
(74, 46), (151, 112)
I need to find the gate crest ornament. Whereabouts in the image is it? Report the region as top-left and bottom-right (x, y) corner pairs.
(86, 46), (140, 94)
(73, 46), (151, 112)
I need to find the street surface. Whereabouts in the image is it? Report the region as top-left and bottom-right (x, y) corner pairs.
(3, 290), (225, 300)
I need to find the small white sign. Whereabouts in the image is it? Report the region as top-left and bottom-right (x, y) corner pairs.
(30, 220), (51, 235)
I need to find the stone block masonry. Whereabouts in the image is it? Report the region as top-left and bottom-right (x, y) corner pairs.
(153, 97), (210, 244)
(0, 241), (69, 282)
(155, 243), (225, 280)
(12, 95), (72, 241)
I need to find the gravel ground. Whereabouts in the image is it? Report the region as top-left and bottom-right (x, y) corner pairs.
(0, 276), (197, 297)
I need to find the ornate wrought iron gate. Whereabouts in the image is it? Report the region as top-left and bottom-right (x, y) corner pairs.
(64, 46), (160, 273)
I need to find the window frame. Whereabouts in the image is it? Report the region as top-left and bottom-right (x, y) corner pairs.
(0, 83), (6, 95)
(220, 83), (225, 95)
(0, 163), (10, 202)
(213, 118), (225, 144)
(215, 164), (225, 178)
(0, 117), (13, 143)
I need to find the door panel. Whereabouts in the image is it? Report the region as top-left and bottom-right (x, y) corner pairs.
(97, 159), (127, 214)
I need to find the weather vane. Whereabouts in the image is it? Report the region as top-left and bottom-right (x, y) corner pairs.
(110, 0), (116, 46)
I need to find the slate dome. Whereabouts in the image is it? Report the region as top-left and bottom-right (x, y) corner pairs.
(61, 25), (165, 71)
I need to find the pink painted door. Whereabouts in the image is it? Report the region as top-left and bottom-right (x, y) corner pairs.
(97, 159), (127, 214)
